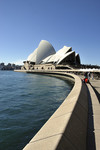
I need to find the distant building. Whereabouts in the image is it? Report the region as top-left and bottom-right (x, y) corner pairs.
(22, 40), (81, 70)
(0, 63), (21, 70)
(0, 63), (5, 70)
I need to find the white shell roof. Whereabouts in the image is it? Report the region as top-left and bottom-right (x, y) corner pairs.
(42, 55), (53, 63)
(36, 40), (56, 64)
(75, 53), (81, 64)
(27, 48), (37, 62)
(27, 40), (56, 64)
(56, 46), (72, 55)
(42, 46), (72, 63)
(26, 40), (80, 65)
(57, 51), (75, 64)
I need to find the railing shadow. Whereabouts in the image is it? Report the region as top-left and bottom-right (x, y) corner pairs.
(86, 85), (96, 150)
(91, 85), (100, 103)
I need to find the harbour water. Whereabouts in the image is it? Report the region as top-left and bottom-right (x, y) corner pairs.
(0, 71), (74, 150)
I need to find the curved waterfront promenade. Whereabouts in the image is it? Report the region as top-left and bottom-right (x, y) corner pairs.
(18, 71), (87, 150)
(14, 70), (100, 150)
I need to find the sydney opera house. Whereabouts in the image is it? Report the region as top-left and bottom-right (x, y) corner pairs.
(22, 40), (81, 70)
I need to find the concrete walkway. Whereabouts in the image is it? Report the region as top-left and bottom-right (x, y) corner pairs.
(90, 79), (100, 101)
(86, 79), (100, 150)
(90, 79), (100, 93)
(78, 75), (100, 150)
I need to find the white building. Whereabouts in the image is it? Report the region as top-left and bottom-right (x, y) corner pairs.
(23, 40), (81, 70)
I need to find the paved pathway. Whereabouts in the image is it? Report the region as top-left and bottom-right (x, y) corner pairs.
(78, 75), (100, 100)
(78, 75), (100, 150)
(85, 78), (100, 150)
(90, 78), (100, 94)
(90, 79), (100, 102)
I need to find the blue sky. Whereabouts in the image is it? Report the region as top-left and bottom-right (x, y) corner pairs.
(0, 0), (100, 65)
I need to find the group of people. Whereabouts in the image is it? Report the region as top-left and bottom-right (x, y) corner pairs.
(83, 72), (93, 83)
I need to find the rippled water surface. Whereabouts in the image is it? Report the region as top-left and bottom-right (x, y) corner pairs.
(0, 71), (74, 150)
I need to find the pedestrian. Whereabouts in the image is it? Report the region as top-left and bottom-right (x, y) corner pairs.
(91, 73), (94, 80)
(87, 72), (91, 80)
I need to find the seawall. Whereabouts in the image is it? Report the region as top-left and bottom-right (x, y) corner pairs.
(22, 71), (88, 150)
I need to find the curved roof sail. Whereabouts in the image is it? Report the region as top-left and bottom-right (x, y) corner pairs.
(36, 40), (56, 64)
(27, 40), (56, 64)
(27, 48), (38, 62)
(25, 40), (81, 66)
(57, 51), (75, 64)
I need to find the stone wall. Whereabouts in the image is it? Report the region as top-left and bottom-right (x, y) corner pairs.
(34, 64), (55, 70)
(23, 72), (88, 150)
